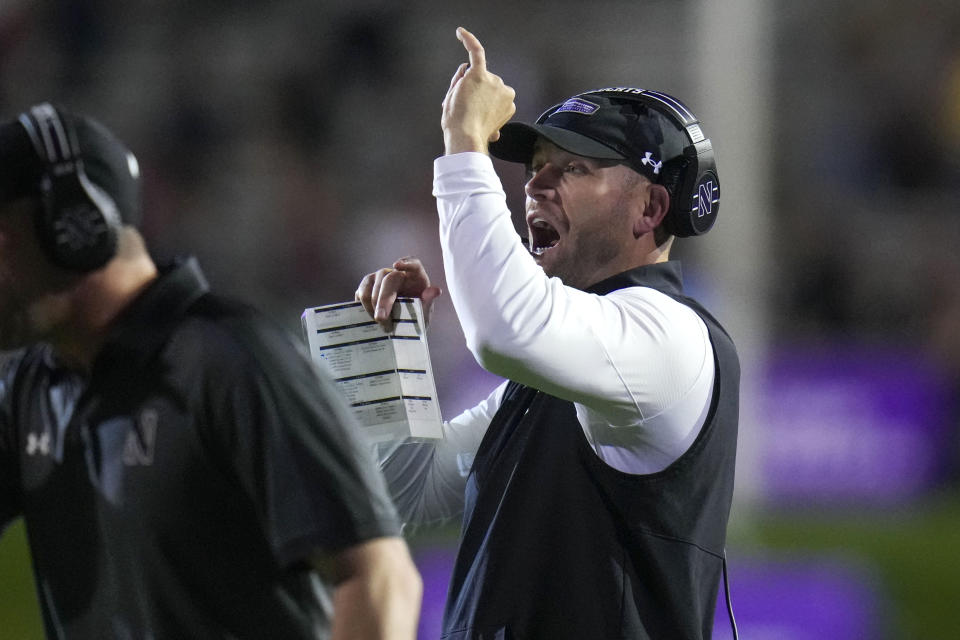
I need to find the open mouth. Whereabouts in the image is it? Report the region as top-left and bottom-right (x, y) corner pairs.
(528, 217), (560, 257)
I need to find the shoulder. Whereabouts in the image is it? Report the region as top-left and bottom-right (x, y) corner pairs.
(164, 293), (313, 387)
(156, 294), (343, 447)
(604, 286), (710, 343)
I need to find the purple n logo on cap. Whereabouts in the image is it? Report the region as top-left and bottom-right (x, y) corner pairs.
(553, 97), (600, 116)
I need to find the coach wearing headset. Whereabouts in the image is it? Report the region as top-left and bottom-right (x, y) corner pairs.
(356, 28), (740, 639)
(0, 104), (421, 639)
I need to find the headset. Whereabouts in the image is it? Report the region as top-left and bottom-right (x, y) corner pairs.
(559, 88), (721, 238)
(17, 102), (122, 272)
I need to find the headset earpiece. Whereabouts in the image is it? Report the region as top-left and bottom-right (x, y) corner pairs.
(600, 90), (720, 238)
(18, 103), (120, 272)
(631, 93), (720, 238)
(661, 138), (720, 237)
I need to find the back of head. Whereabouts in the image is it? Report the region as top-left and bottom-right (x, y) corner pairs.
(0, 103), (143, 272)
(490, 87), (720, 238)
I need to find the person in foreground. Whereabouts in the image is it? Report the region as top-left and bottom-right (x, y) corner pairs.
(0, 103), (421, 639)
(357, 27), (740, 639)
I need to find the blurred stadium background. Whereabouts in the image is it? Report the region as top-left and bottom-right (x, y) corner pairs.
(2, 0), (959, 638)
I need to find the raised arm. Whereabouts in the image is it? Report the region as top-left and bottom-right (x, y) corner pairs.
(441, 27), (516, 155)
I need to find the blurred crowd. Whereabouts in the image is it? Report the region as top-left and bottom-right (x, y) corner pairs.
(1, 0), (959, 437)
(773, 3), (960, 400)
(0, 0), (711, 414)
(4, 1), (960, 637)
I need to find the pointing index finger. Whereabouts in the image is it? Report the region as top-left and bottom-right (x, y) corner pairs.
(456, 27), (486, 71)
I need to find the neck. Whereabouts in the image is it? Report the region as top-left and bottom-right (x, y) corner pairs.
(649, 236), (674, 264)
(51, 245), (158, 372)
(584, 237), (673, 288)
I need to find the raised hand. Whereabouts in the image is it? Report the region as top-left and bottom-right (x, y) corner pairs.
(441, 27), (517, 155)
(355, 257), (443, 332)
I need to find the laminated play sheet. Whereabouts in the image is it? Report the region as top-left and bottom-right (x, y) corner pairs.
(301, 298), (443, 442)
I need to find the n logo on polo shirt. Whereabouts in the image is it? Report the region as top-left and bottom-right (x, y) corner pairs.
(123, 408), (158, 466)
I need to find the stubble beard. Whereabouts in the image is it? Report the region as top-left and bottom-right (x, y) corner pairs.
(550, 209), (629, 290)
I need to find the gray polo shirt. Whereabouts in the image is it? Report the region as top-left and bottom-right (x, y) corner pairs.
(0, 257), (401, 639)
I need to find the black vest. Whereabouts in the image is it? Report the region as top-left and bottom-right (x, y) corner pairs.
(441, 262), (740, 640)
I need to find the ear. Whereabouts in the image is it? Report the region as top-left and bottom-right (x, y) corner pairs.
(633, 184), (670, 238)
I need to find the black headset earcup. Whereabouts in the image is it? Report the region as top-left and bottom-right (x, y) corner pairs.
(614, 90), (720, 238)
(659, 143), (719, 238)
(20, 103), (120, 272)
(690, 169), (720, 236)
(36, 164), (119, 271)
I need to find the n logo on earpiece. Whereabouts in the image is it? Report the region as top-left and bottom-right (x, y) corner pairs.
(695, 180), (717, 218)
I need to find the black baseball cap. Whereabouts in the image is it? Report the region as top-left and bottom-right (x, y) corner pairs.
(0, 104), (142, 226)
(489, 88), (696, 182)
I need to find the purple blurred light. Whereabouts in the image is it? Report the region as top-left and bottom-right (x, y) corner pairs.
(758, 344), (953, 504)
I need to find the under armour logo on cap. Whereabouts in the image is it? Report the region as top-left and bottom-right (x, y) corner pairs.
(640, 151), (662, 175)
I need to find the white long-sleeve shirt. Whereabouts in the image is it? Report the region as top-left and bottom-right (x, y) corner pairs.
(381, 152), (714, 528)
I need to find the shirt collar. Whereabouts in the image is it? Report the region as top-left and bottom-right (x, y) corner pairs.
(91, 256), (209, 380)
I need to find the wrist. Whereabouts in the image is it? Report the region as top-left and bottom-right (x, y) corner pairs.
(443, 130), (488, 155)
